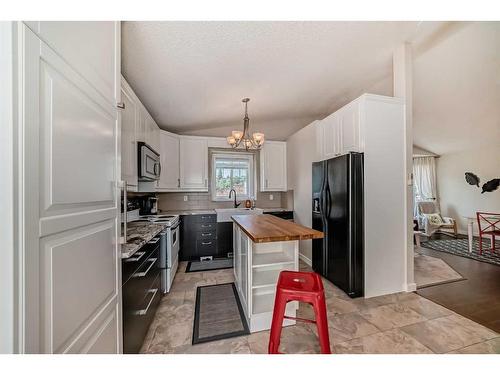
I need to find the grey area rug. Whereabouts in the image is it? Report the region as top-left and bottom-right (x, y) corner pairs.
(186, 258), (233, 273)
(420, 238), (500, 267)
(192, 283), (249, 345)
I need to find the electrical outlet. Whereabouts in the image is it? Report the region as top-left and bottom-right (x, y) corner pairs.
(183, 195), (188, 202)
(269, 194), (274, 201)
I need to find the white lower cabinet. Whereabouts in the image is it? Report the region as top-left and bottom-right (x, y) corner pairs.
(233, 224), (298, 333)
(259, 141), (287, 191)
(156, 130), (180, 191)
(179, 136), (209, 191)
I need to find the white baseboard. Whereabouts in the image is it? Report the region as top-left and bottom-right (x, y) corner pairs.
(405, 282), (417, 292)
(299, 253), (312, 266)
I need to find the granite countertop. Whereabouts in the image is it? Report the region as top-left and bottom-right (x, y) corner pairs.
(160, 209), (216, 216)
(121, 221), (167, 259)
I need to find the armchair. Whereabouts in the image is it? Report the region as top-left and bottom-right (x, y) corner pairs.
(416, 200), (458, 237)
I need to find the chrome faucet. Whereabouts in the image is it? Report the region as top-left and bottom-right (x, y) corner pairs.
(229, 189), (241, 208)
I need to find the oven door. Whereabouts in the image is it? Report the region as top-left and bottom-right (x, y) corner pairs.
(167, 223), (180, 269)
(138, 142), (160, 181)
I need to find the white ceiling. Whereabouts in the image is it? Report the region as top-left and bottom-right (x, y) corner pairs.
(413, 22), (500, 155)
(122, 21), (435, 140)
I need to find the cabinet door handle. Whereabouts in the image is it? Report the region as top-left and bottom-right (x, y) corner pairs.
(148, 237), (160, 244)
(124, 251), (146, 263)
(117, 102), (125, 109)
(177, 178), (180, 188)
(132, 258), (157, 278)
(201, 224), (211, 228)
(201, 232), (212, 236)
(265, 179), (268, 188)
(201, 241), (213, 245)
(133, 288), (158, 316)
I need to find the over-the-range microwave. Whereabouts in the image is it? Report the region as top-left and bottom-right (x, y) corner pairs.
(138, 142), (161, 181)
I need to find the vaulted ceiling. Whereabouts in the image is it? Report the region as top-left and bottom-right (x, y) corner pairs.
(121, 21), (500, 152)
(122, 21), (429, 140)
(412, 21), (500, 155)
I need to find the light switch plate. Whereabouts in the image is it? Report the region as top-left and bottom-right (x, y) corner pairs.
(269, 194), (274, 201)
(183, 195), (188, 202)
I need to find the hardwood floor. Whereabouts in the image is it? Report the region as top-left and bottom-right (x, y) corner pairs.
(417, 241), (500, 333)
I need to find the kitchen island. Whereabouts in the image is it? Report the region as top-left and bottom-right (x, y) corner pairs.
(232, 214), (323, 332)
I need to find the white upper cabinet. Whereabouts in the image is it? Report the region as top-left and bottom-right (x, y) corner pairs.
(179, 136), (209, 191)
(120, 76), (161, 191)
(320, 112), (342, 160)
(339, 100), (362, 153)
(316, 98), (363, 161)
(157, 131), (180, 191)
(120, 81), (138, 189)
(260, 141), (287, 191)
(144, 113), (160, 153)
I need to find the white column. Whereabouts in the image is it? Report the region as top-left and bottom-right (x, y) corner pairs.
(393, 43), (416, 292)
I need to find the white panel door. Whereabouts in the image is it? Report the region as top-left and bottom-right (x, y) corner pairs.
(120, 85), (138, 189)
(25, 22), (117, 105)
(179, 137), (208, 191)
(20, 24), (121, 354)
(260, 141), (287, 191)
(157, 130), (180, 190)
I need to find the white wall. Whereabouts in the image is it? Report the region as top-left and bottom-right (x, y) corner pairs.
(286, 121), (317, 262)
(437, 145), (500, 234)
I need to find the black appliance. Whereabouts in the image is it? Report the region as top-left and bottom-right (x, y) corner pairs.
(312, 152), (364, 298)
(266, 210), (294, 221)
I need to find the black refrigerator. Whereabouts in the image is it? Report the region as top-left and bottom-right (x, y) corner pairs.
(312, 152), (364, 298)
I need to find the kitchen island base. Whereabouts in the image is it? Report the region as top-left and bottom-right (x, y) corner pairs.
(233, 224), (299, 333)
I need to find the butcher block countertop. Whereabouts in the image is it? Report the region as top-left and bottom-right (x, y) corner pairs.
(231, 214), (323, 243)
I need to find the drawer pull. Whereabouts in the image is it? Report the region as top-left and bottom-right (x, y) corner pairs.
(201, 233), (212, 236)
(201, 216), (211, 219)
(132, 258), (157, 278)
(201, 224), (212, 228)
(148, 237), (160, 244)
(201, 241), (213, 245)
(133, 288), (158, 316)
(124, 251), (146, 263)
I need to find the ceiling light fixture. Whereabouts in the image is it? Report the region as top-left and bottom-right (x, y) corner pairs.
(226, 98), (265, 150)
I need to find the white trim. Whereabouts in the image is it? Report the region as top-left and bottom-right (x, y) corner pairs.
(210, 151), (256, 201)
(0, 21), (16, 354)
(405, 282), (417, 292)
(298, 253), (312, 266)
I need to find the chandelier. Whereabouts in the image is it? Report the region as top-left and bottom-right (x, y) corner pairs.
(226, 98), (265, 150)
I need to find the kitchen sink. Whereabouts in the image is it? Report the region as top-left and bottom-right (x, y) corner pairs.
(215, 208), (264, 222)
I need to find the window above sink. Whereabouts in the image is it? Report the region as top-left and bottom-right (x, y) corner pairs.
(211, 152), (256, 201)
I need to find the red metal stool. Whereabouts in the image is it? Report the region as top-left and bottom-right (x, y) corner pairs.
(268, 270), (331, 354)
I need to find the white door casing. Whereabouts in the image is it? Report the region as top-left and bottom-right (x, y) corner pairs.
(19, 23), (121, 353)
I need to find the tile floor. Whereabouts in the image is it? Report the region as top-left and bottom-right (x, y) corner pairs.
(414, 252), (464, 288)
(140, 261), (500, 354)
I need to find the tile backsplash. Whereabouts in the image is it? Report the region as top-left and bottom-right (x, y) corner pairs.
(157, 191), (289, 211)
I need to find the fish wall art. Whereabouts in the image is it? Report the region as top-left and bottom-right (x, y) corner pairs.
(465, 172), (500, 193)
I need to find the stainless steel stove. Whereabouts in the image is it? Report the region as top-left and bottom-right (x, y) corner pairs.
(139, 214), (180, 293)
